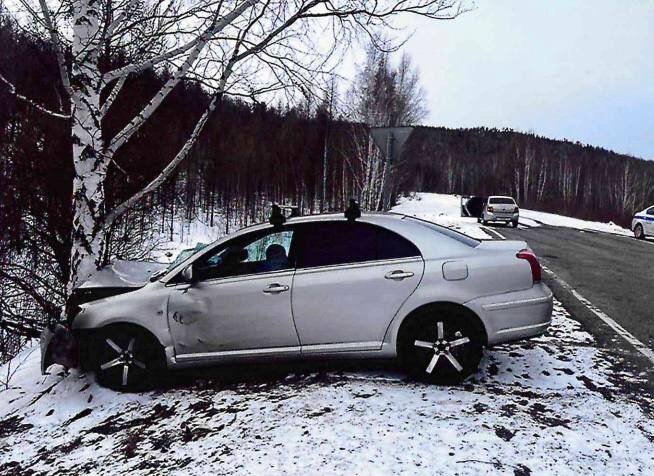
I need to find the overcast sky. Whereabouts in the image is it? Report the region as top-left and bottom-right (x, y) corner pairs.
(355, 0), (654, 159)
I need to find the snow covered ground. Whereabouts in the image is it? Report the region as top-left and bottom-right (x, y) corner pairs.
(1, 301), (652, 475)
(392, 193), (632, 238)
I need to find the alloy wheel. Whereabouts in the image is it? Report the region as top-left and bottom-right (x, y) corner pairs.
(400, 310), (483, 384)
(94, 327), (162, 391)
(413, 321), (470, 374)
(100, 337), (147, 387)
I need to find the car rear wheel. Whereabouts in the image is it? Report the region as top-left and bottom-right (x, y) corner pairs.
(398, 309), (484, 384)
(634, 224), (645, 240)
(93, 326), (164, 392)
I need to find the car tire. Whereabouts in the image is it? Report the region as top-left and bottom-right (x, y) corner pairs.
(93, 325), (164, 392)
(634, 224), (645, 240)
(398, 308), (484, 384)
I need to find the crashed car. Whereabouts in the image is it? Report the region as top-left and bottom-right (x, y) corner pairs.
(41, 209), (552, 391)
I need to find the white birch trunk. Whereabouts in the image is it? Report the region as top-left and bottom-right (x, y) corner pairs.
(68, 0), (106, 292)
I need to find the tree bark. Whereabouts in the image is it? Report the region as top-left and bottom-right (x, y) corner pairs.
(68, 0), (106, 292)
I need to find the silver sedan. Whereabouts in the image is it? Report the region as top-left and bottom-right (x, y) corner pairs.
(41, 212), (553, 391)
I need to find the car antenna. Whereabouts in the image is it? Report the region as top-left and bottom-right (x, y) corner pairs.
(269, 203), (286, 227)
(344, 199), (361, 221)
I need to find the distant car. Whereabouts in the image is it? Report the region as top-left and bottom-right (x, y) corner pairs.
(480, 196), (520, 227)
(632, 205), (654, 239)
(41, 211), (552, 391)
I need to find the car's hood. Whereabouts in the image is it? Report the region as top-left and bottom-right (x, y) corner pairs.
(79, 259), (168, 289)
(68, 260), (168, 309)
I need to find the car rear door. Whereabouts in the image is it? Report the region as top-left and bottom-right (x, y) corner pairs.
(291, 221), (423, 352)
(167, 227), (300, 362)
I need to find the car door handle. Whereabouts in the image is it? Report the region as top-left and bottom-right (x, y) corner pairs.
(262, 283), (290, 294)
(384, 270), (414, 281)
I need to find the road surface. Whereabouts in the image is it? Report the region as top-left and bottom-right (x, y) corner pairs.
(498, 225), (653, 369)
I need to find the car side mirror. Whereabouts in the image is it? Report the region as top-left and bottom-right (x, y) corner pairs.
(181, 264), (194, 282)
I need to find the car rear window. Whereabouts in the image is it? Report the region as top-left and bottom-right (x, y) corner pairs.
(489, 197), (516, 205)
(405, 216), (480, 247)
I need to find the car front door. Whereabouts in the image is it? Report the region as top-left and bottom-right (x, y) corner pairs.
(291, 221), (424, 353)
(646, 207), (654, 234)
(167, 227), (300, 363)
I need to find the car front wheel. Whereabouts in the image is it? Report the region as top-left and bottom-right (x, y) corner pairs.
(93, 326), (164, 392)
(398, 309), (484, 384)
(634, 224), (645, 240)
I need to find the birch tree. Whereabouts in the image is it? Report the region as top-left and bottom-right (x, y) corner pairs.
(345, 44), (428, 209)
(2, 0), (466, 292)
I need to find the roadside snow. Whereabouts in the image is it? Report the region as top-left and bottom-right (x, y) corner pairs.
(519, 209), (631, 236)
(152, 217), (227, 264)
(392, 194), (493, 240)
(1, 301), (652, 475)
(393, 193), (632, 237)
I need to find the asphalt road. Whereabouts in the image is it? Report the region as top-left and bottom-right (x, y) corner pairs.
(498, 225), (654, 356)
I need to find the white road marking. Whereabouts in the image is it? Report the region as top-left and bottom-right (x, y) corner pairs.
(542, 265), (654, 364)
(481, 226), (506, 240)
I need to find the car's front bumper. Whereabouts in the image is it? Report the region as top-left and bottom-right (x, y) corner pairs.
(40, 324), (79, 374)
(465, 282), (553, 346)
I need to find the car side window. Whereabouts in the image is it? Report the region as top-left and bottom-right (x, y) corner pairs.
(647, 207), (654, 216)
(296, 222), (420, 268)
(194, 229), (294, 281)
(376, 226), (421, 260)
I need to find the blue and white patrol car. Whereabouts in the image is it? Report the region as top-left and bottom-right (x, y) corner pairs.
(632, 205), (654, 239)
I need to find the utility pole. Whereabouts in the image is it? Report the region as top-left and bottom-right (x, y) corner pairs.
(321, 81), (334, 212)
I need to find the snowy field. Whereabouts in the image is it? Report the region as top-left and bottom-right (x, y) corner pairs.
(392, 193), (632, 239)
(1, 301), (653, 475)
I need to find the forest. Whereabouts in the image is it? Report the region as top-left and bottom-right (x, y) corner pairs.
(1, 8), (654, 361)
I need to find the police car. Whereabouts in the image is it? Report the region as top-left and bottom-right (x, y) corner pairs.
(632, 205), (654, 239)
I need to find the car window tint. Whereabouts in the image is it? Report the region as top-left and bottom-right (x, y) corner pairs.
(647, 207), (654, 215)
(489, 197), (516, 205)
(195, 228), (294, 280)
(376, 226), (421, 260)
(298, 222), (419, 268)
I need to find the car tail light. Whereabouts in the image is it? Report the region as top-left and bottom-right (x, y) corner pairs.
(517, 249), (541, 284)
(487, 206), (494, 213)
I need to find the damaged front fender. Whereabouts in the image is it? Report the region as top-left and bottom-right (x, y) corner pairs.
(40, 324), (79, 374)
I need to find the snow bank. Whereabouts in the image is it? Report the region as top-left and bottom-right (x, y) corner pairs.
(392, 193), (493, 240)
(392, 193), (632, 237)
(519, 209), (631, 235)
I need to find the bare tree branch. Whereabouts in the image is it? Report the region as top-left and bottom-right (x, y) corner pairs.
(0, 72), (71, 119)
(37, 0), (72, 97)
